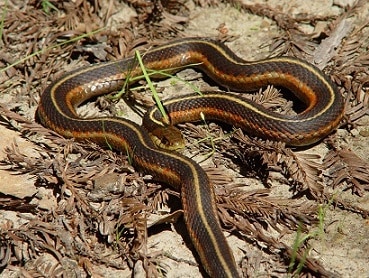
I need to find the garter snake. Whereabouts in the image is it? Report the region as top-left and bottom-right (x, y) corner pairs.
(36, 37), (344, 277)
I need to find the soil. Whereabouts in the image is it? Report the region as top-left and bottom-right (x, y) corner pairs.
(1, 0), (369, 277)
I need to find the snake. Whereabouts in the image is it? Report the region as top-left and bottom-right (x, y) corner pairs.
(36, 37), (345, 277)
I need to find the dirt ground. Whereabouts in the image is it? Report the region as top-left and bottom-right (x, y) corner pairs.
(1, 0), (369, 277)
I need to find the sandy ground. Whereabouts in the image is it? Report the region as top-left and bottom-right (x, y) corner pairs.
(1, 0), (369, 277)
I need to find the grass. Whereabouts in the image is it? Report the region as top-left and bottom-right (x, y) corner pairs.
(110, 50), (203, 125)
(0, 28), (105, 74)
(134, 50), (170, 125)
(41, 0), (59, 14)
(288, 196), (334, 276)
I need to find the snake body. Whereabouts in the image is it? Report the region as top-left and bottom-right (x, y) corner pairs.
(36, 38), (344, 277)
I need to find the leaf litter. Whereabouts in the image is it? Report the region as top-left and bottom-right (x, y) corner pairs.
(1, 0), (369, 277)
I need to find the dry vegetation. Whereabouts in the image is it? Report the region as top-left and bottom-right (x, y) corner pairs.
(0, 0), (369, 277)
